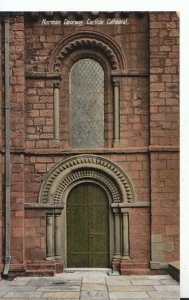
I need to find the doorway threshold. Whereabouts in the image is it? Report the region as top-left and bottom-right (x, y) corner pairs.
(64, 268), (120, 276)
(64, 268), (112, 275)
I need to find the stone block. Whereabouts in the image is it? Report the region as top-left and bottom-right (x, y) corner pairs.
(164, 242), (173, 252)
(151, 234), (163, 243)
(109, 291), (149, 299)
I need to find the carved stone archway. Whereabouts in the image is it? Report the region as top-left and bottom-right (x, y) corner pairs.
(39, 155), (134, 269)
(39, 154), (134, 205)
(49, 31), (127, 73)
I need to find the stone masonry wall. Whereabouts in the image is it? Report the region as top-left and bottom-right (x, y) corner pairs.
(150, 12), (179, 146)
(0, 20), (3, 272)
(149, 12), (179, 268)
(0, 14), (26, 273)
(24, 13), (149, 150)
(0, 12), (179, 275)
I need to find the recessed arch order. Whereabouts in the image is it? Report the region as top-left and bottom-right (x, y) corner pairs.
(38, 154), (135, 205)
(48, 31), (127, 72)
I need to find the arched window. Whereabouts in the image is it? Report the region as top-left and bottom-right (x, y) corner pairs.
(70, 59), (104, 148)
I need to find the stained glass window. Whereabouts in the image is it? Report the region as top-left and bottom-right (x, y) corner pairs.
(70, 59), (104, 148)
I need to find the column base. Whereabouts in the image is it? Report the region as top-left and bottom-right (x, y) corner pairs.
(112, 258), (121, 272)
(150, 261), (168, 270)
(113, 254), (121, 260)
(121, 255), (130, 260)
(55, 256), (62, 260)
(113, 140), (120, 148)
(46, 256), (55, 261)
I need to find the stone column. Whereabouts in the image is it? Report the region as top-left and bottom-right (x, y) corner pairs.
(113, 80), (120, 147)
(46, 213), (54, 260)
(54, 210), (62, 259)
(53, 82), (60, 140)
(112, 207), (121, 259)
(121, 208), (130, 260)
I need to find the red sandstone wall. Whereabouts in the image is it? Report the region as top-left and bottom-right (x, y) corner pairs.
(0, 12), (179, 274)
(23, 153), (151, 266)
(0, 153), (2, 273)
(120, 77), (149, 147)
(24, 13), (148, 74)
(151, 153), (179, 264)
(23, 12), (151, 270)
(25, 210), (46, 261)
(9, 15), (25, 272)
(0, 20), (3, 273)
(150, 12), (179, 146)
(24, 13), (149, 150)
(150, 12), (179, 267)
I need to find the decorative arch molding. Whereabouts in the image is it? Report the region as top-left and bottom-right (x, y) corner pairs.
(49, 31), (127, 72)
(39, 155), (135, 204)
(54, 168), (121, 204)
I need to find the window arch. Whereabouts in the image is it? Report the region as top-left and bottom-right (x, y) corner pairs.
(70, 59), (104, 148)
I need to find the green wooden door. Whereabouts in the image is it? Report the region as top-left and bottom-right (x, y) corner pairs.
(67, 183), (109, 267)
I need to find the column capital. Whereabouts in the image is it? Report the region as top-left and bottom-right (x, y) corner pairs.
(54, 209), (62, 215)
(46, 211), (54, 217)
(120, 207), (129, 214)
(53, 81), (60, 88)
(112, 207), (120, 215)
(111, 203), (119, 208)
(112, 80), (120, 87)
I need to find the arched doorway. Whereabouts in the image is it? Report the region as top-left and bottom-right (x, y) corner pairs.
(67, 182), (109, 268)
(39, 154), (134, 270)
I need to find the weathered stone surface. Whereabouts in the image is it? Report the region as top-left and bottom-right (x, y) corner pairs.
(3, 291), (43, 298)
(148, 290), (180, 298)
(0, 273), (180, 299)
(82, 277), (106, 284)
(37, 285), (80, 291)
(0, 11), (179, 275)
(160, 278), (179, 285)
(108, 285), (154, 292)
(109, 291), (150, 299)
(81, 283), (107, 290)
(154, 284), (179, 291)
(80, 290), (108, 298)
(41, 291), (80, 298)
(131, 279), (162, 286)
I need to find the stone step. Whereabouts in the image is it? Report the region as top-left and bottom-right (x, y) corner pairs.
(168, 261), (180, 282)
(26, 263), (55, 271)
(25, 260), (64, 275)
(121, 268), (168, 276)
(121, 263), (149, 269)
(25, 269), (55, 276)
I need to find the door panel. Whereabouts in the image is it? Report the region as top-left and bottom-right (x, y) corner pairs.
(67, 184), (89, 267)
(67, 183), (109, 268)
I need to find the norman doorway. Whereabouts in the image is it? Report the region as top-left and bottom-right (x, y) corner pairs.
(67, 182), (110, 268)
